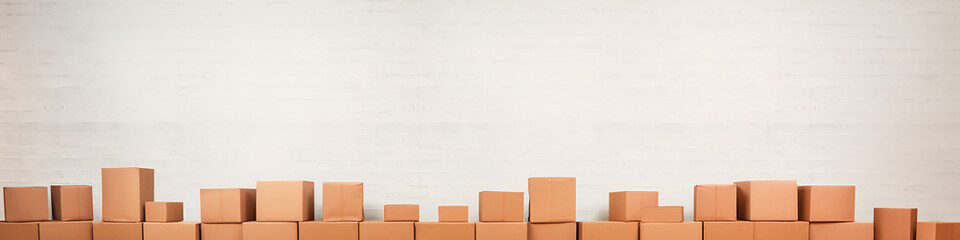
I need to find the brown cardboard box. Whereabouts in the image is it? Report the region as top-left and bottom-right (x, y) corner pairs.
(799, 185), (855, 222)
(39, 221), (92, 240)
(102, 168), (154, 222)
(608, 191), (658, 222)
(142, 222), (199, 240)
(528, 177), (575, 223)
(577, 221), (638, 240)
(703, 221), (753, 240)
(360, 221), (414, 240)
(810, 222), (873, 240)
(475, 222), (526, 240)
(640, 222), (703, 240)
(734, 180), (798, 221)
(92, 222), (142, 240)
(300, 221), (358, 240)
(384, 204), (420, 222)
(3, 186), (50, 222)
(953, 222), (960, 240)
(51, 186), (94, 221)
(916, 222), (954, 240)
(200, 223), (242, 240)
(754, 221), (809, 240)
(874, 208), (918, 240)
(322, 182), (364, 222)
(695, 184), (737, 221)
(0, 222), (40, 240)
(145, 202), (183, 222)
(640, 206), (683, 223)
(200, 188), (256, 223)
(256, 181), (314, 222)
(528, 222), (576, 240)
(438, 205), (468, 222)
(414, 222), (475, 240)
(478, 191), (523, 222)
(242, 222), (298, 240)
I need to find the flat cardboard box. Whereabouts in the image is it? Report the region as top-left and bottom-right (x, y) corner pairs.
(478, 191), (523, 222)
(754, 221), (809, 240)
(475, 222), (526, 240)
(142, 222), (199, 240)
(0, 222), (40, 240)
(300, 221), (358, 240)
(695, 184), (737, 221)
(703, 221), (754, 240)
(200, 223), (242, 240)
(200, 188), (256, 223)
(3, 186), (50, 222)
(256, 181), (314, 222)
(640, 206), (683, 223)
(608, 191), (658, 222)
(145, 202), (183, 222)
(322, 182), (364, 222)
(799, 185), (855, 222)
(528, 222), (576, 240)
(528, 177), (576, 223)
(810, 222), (873, 240)
(101, 168), (154, 222)
(92, 222), (142, 240)
(734, 180), (798, 221)
(917, 222), (954, 240)
(577, 221), (638, 240)
(438, 205), (469, 222)
(39, 221), (92, 240)
(384, 204), (420, 222)
(359, 221), (414, 240)
(51, 185), (94, 221)
(640, 222), (703, 240)
(414, 222), (475, 240)
(242, 222), (298, 240)
(874, 208), (918, 240)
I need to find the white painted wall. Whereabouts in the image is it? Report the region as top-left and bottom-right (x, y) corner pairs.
(1, 0), (959, 222)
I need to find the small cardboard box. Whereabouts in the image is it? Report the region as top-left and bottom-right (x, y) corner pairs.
(242, 222), (298, 240)
(360, 221), (414, 240)
(101, 168), (155, 222)
(528, 222), (576, 240)
(92, 222), (142, 240)
(142, 222), (199, 240)
(145, 202), (183, 222)
(640, 222), (703, 240)
(577, 221), (638, 240)
(640, 206), (683, 223)
(799, 185), (855, 222)
(414, 222), (475, 240)
(299, 221), (358, 240)
(200, 188), (256, 223)
(478, 191), (523, 222)
(39, 221), (92, 240)
(734, 180), (798, 221)
(694, 184), (737, 221)
(874, 208), (918, 240)
(475, 222), (526, 240)
(256, 181), (314, 222)
(51, 185), (94, 221)
(438, 205), (469, 222)
(3, 186), (50, 222)
(322, 182), (364, 222)
(917, 222), (954, 240)
(384, 204), (420, 222)
(200, 223), (242, 240)
(810, 222), (873, 240)
(609, 191), (658, 222)
(703, 221), (753, 240)
(528, 177), (576, 223)
(754, 221), (809, 240)
(0, 222), (40, 240)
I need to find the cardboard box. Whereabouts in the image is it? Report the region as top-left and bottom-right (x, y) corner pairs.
(414, 222), (475, 240)
(300, 221), (358, 240)
(754, 221), (809, 240)
(577, 221), (638, 240)
(200, 223), (242, 240)
(145, 202), (183, 222)
(359, 221), (414, 240)
(322, 182), (364, 222)
(528, 222), (576, 240)
(242, 222), (298, 240)
(438, 205), (469, 222)
(475, 222), (526, 240)
(695, 184), (737, 221)
(51, 185), (94, 221)
(384, 204), (420, 222)
(734, 180), (798, 221)
(703, 221), (754, 240)
(917, 222), (954, 240)
(142, 222), (199, 240)
(954, 222), (960, 240)
(528, 177), (576, 223)
(874, 208), (918, 240)
(810, 222), (873, 240)
(200, 188), (256, 223)
(3, 186), (50, 222)
(92, 222), (142, 240)
(640, 206), (683, 223)
(478, 191), (523, 222)
(640, 222), (703, 240)
(0, 222), (40, 240)
(609, 191), (658, 222)
(39, 221), (92, 240)
(799, 185), (855, 222)
(101, 168), (154, 222)
(256, 181), (314, 222)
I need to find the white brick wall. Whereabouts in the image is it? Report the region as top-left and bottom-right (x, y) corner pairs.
(1, 0), (959, 222)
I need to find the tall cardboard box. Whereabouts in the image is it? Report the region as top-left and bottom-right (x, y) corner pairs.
(201, 223), (242, 240)
(360, 221), (414, 240)
(810, 222), (873, 240)
(695, 184), (737, 221)
(51, 185), (94, 221)
(414, 222), (475, 240)
(384, 204), (420, 222)
(734, 180), (798, 221)
(640, 222), (703, 240)
(875, 208), (918, 240)
(145, 202), (183, 222)
(528, 177), (575, 223)
(754, 221), (809, 240)
(256, 181), (314, 222)
(608, 191), (658, 222)
(475, 222), (526, 240)
(242, 222), (298, 240)
(916, 222), (954, 240)
(529, 222), (575, 240)
(101, 168), (154, 222)
(478, 191), (523, 222)
(200, 188), (256, 223)
(640, 206), (683, 223)
(577, 221), (638, 240)
(322, 182), (364, 222)
(0, 222), (40, 240)
(39, 221), (93, 240)
(300, 221), (358, 240)
(142, 222), (199, 240)
(799, 186), (855, 222)
(703, 221), (753, 240)
(3, 186), (50, 222)
(92, 222), (142, 240)
(438, 205), (469, 222)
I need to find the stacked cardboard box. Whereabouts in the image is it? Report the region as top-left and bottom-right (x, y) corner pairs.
(875, 208), (918, 240)
(301, 182), (363, 240)
(528, 177), (576, 240)
(244, 180), (314, 240)
(606, 188), (689, 240)
(200, 188), (255, 240)
(363, 204), (418, 240)
(94, 167), (155, 240)
(143, 200), (198, 240)
(415, 205), (475, 240)
(800, 185), (871, 240)
(477, 191), (525, 240)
